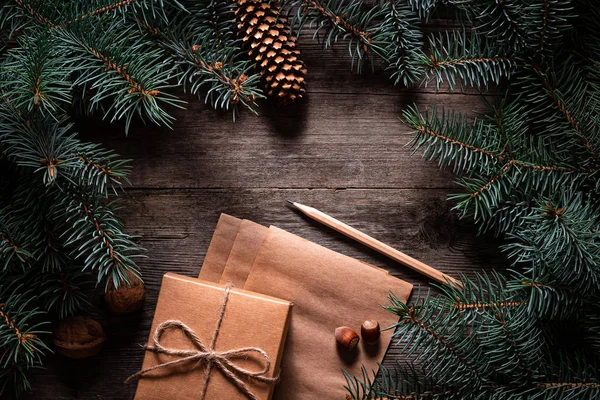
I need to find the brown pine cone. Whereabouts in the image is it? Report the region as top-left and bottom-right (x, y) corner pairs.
(235, 0), (307, 104)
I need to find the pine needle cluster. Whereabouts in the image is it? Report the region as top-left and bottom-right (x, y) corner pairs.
(332, 0), (600, 399)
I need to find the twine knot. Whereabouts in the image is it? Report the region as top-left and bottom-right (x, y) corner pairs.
(125, 284), (278, 400)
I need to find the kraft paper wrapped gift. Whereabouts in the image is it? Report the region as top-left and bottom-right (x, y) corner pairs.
(131, 273), (291, 400)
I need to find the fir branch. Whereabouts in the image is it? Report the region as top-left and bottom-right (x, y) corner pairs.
(375, 2), (424, 87)
(507, 273), (579, 319)
(285, 0), (386, 72)
(467, 0), (528, 51)
(532, 64), (600, 163)
(406, 0), (441, 20)
(55, 188), (143, 289)
(1, 34), (71, 115)
(34, 268), (93, 318)
(343, 363), (465, 400)
(0, 234), (30, 267)
(0, 305), (37, 354)
(147, 1), (263, 116)
(0, 288), (50, 398)
(55, 19), (185, 132)
(422, 31), (517, 90)
(386, 293), (488, 388)
(65, 0), (139, 25)
(504, 194), (600, 294)
(11, 0), (58, 28)
(404, 105), (594, 174)
(527, 0), (573, 59)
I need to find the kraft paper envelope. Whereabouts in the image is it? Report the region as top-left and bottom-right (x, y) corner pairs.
(243, 226), (413, 399)
(220, 219), (269, 287)
(199, 214), (242, 282)
(210, 215), (389, 287)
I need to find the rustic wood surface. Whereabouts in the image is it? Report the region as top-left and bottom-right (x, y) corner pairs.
(23, 33), (507, 399)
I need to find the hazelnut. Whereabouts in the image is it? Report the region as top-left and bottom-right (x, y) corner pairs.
(335, 326), (360, 351)
(105, 270), (145, 314)
(361, 320), (380, 344)
(53, 317), (106, 359)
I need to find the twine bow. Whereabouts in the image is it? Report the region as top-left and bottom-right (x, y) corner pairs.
(125, 284), (278, 400)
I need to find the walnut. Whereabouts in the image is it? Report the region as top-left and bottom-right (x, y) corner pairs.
(53, 317), (106, 359)
(105, 270), (145, 314)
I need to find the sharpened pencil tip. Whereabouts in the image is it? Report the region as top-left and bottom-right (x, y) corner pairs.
(286, 200), (295, 206)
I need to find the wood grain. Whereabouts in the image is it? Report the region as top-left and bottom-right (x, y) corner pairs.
(24, 24), (502, 400)
(24, 189), (506, 400)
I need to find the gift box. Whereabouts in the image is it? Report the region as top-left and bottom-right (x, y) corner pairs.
(130, 273), (292, 400)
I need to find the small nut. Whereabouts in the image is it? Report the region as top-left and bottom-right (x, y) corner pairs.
(361, 320), (381, 344)
(53, 317), (106, 359)
(105, 270), (145, 314)
(335, 326), (360, 351)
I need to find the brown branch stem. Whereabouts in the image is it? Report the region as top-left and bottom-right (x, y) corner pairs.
(534, 67), (600, 162)
(74, 153), (119, 180)
(415, 125), (597, 173)
(428, 56), (514, 69)
(0, 304), (36, 352)
(301, 0), (372, 52)
(0, 234), (28, 261)
(471, 161), (513, 198)
(86, 47), (159, 98)
(453, 300), (526, 311)
(66, 0), (138, 25)
(536, 382), (599, 390)
(14, 0), (57, 28)
(404, 306), (485, 382)
(78, 197), (122, 270)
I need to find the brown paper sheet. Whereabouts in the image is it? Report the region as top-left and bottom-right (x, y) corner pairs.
(134, 273), (291, 400)
(243, 226), (413, 400)
(199, 214), (242, 282)
(220, 220), (269, 287)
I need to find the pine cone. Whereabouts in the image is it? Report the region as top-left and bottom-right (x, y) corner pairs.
(235, 0), (307, 104)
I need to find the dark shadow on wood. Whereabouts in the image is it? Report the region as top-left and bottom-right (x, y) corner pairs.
(263, 96), (308, 138)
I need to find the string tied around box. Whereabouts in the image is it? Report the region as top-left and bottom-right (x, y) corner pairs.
(125, 283), (279, 400)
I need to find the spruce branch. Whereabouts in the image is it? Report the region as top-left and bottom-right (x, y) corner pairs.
(504, 194), (600, 294)
(386, 293), (488, 388)
(531, 0), (573, 58)
(404, 105), (593, 174)
(0, 288), (50, 398)
(56, 189), (143, 289)
(140, 1), (262, 116)
(55, 18), (184, 132)
(423, 31), (516, 90)
(64, 0), (140, 26)
(406, 0), (442, 20)
(466, 0), (528, 51)
(531, 63), (600, 163)
(9, 0), (59, 29)
(1, 34), (71, 115)
(374, 2), (424, 87)
(33, 268), (93, 319)
(285, 0), (386, 72)
(507, 272), (581, 320)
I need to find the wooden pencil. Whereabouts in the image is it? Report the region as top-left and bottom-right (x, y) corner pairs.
(288, 200), (462, 287)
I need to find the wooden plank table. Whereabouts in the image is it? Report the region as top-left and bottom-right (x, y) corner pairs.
(24, 35), (506, 399)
